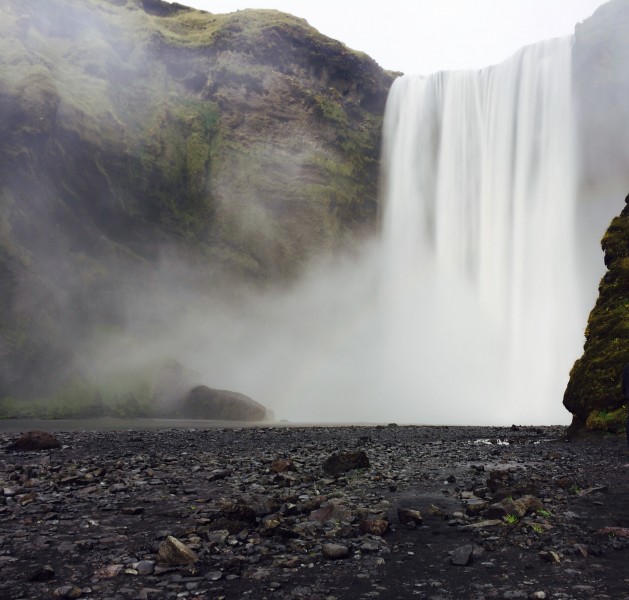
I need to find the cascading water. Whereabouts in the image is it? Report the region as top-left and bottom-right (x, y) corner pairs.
(177, 36), (588, 425)
(379, 37), (582, 424)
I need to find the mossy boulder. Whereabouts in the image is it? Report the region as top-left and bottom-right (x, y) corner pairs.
(563, 194), (629, 436)
(181, 385), (267, 421)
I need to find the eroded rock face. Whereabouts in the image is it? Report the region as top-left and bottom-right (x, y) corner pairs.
(563, 194), (629, 437)
(181, 385), (267, 421)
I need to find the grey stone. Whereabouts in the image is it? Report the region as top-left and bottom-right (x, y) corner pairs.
(450, 544), (474, 566)
(322, 543), (350, 559)
(156, 536), (198, 565)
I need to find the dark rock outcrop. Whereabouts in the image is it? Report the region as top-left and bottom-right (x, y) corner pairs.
(181, 385), (267, 421)
(564, 194), (629, 436)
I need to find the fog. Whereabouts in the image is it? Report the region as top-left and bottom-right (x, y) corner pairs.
(90, 241), (530, 425)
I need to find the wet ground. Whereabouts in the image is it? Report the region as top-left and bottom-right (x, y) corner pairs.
(1, 423), (628, 599)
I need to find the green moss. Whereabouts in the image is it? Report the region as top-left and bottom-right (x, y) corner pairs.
(313, 94), (349, 127)
(564, 198), (629, 428)
(0, 0), (394, 405)
(585, 405), (628, 433)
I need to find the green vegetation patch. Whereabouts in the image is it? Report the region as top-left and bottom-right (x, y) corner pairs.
(585, 405), (628, 433)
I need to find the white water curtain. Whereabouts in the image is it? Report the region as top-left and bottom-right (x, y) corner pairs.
(380, 37), (580, 424)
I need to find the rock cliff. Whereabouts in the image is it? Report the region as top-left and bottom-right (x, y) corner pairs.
(563, 194), (629, 436)
(0, 0), (394, 412)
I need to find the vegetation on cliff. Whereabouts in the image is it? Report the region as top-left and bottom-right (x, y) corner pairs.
(0, 0), (394, 415)
(563, 195), (629, 436)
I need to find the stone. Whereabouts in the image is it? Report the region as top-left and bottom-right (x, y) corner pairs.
(322, 450), (370, 475)
(93, 564), (124, 579)
(322, 543), (350, 559)
(181, 385), (267, 421)
(207, 468), (232, 482)
(270, 458), (297, 473)
(156, 536), (198, 565)
(461, 519), (503, 530)
(122, 506), (144, 515)
(260, 514), (282, 534)
(206, 530), (230, 546)
(465, 498), (489, 515)
(30, 564), (55, 581)
(134, 560), (155, 575)
(359, 519), (388, 536)
(450, 544), (474, 566)
(309, 500), (351, 523)
(485, 495), (543, 519)
(539, 550), (561, 563)
(53, 586), (82, 599)
(397, 507), (422, 525)
(7, 431), (60, 452)
(108, 483), (127, 494)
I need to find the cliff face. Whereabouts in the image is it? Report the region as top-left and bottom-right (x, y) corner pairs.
(0, 0), (394, 406)
(563, 195), (629, 436)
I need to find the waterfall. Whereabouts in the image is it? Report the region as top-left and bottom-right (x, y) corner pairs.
(379, 37), (581, 424)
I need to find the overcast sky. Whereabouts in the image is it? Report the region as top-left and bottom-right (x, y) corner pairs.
(171, 0), (607, 74)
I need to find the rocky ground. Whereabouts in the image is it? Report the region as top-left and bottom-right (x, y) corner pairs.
(0, 424), (628, 600)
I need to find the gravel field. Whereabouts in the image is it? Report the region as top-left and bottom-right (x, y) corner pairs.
(1, 423), (628, 599)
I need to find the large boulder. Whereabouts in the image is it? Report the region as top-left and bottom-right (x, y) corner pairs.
(181, 385), (267, 421)
(563, 193), (629, 437)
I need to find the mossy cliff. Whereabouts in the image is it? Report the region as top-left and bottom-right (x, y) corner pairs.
(563, 195), (629, 437)
(0, 0), (395, 410)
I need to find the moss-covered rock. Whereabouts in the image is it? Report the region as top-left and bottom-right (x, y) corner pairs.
(563, 194), (629, 436)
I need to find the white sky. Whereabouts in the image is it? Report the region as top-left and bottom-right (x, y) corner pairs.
(171, 0), (607, 74)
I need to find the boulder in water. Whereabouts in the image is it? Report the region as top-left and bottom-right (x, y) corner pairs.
(181, 385), (266, 421)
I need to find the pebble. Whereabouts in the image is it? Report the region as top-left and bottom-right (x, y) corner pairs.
(322, 543), (350, 559)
